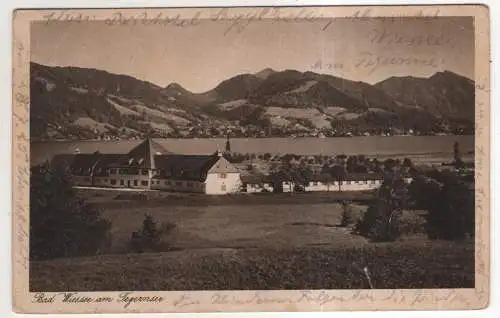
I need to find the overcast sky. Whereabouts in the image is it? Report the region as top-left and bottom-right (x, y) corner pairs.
(31, 16), (474, 93)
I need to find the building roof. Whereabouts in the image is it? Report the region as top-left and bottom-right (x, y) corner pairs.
(92, 154), (131, 176)
(127, 137), (171, 169)
(50, 138), (174, 176)
(153, 153), (223, 181)
(69, 153), (101, 176)
(240, 174), (273, 184)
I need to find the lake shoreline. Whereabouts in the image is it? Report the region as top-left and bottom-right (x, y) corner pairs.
(31, 134), (475, 144)
(30, 135), (475, 166)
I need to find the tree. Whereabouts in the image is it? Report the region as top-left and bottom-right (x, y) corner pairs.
(293, 164), (313, 191)
(30, 162), (112, 260)
(453, 141), (465, 170)
(320, 172), (334, 191)
(129, 214), (177, 253)
(340, 201), (355, 227)
(407, 176), (441, 210)
(346, 156), (358, 173)
(269, 163), (312, 193)
(354, 173), (408, 242)
(402, 157), (413, 169)
(336, 154), (347, 166)
(330, 165), (347, 191)
(371, 158), (383, 173)
(421, 176), (474, 240)
(383, 158), (398, 172)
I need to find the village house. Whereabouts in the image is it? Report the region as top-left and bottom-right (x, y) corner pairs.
(52, 138), (242, 195)
(240, 174), (274, 193)
(241, 172), (413, 193)
(283, 173), (413, 192)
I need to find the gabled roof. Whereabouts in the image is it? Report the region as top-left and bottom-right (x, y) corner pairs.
(240, 174), (273, 184)
(92, 154), (130, 176)
(128, 137), (171, 169)
(153, 153), (224, 181)
(69, 153), (101, 176)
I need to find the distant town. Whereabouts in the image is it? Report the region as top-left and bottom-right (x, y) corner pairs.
(44, 120), (473, 142)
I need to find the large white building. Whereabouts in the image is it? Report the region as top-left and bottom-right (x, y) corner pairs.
(52, 138), (242, 195)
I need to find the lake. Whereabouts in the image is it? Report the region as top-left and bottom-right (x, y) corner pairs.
(30, 135), (474, 166)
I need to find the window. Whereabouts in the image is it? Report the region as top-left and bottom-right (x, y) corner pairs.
(219, 173), (227, 179)
(141, 169), (149, 175)
(119, 169), (127, 175)
(176, 181), (182, 187)
(141, 181), (148, 186)
(165, 181), (170, 186)
(312, 182), (318, 186)
(110, 179), (117, 185)
(84, 178), (91, 182)
(364, 180), (368, 184)
(221, 184), (226, 191)
(371, 180), (376, 184)
(134, 180), (138, 186)
(120, 180), (124, 185)
(346, 181), (351, 185)
(187, 182), (193, 188)
(110, 169), (116, 174)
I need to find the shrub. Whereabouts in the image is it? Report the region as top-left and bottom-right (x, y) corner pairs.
(354, 204), (404, 241)
(340, 201), (355, 227)
(128, 214), (177, 253)
(409, 171), (474, 240)
(425, 180), (475, 240)
(353, 174), (408, 242)
(30, 162), (112, 261)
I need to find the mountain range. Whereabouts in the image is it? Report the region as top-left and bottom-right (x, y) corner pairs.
(30, 62), (475, 140)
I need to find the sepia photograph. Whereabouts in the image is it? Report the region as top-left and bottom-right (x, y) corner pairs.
(11, 5), (490, 313)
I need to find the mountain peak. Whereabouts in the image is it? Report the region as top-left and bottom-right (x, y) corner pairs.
(254, 68), (276, 79)
(429, 70), (473, 84)
(165, 82), (185, 91)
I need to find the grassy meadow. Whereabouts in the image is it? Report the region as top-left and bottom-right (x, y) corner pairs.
(30, 191), (474, 291)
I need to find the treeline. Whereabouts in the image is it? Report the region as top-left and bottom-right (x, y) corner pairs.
(346, 168), (474, 242)
(226, 151), (416, 173)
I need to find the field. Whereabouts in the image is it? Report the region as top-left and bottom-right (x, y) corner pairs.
(30, 192), (474, 291)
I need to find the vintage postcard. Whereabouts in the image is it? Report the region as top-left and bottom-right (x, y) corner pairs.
(12, 5), (490, 314)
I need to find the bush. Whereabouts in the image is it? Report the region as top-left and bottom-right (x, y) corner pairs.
(30, 162), (112, 260)
(354, 205), (403, 242)
(340, 201), (355, 227)
(128, 214), (177, 253)
(425, 180), (475, 240)
(353, 174), (408, 242)
(409, 172), (474, 240)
